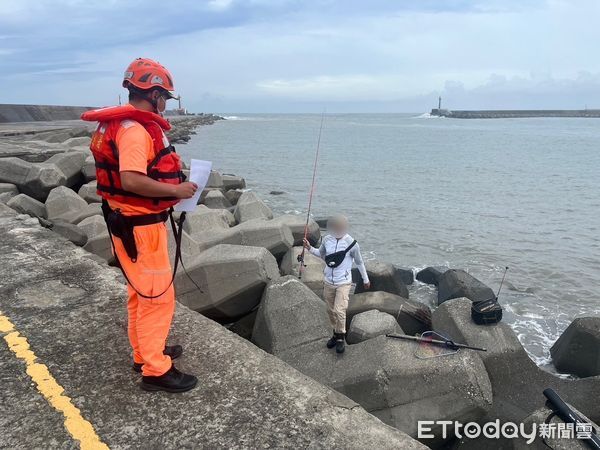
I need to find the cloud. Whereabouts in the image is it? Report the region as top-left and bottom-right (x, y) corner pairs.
(1, 0), (600, 111)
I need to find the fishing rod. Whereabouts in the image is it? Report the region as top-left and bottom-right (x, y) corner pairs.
(543, 388), (600, 449)
(298, 111), (325, 280)
(386, 333), (488, 352)
(496, 266), (509, 299)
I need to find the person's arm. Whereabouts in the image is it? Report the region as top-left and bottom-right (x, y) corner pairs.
(116, 123), (197, 199)
(303, 238), (326, 260)
(351, 243), (370, 287)
(121, 171), (197, 199)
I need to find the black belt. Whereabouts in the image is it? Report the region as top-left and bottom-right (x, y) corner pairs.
(123, 210), (169, 227)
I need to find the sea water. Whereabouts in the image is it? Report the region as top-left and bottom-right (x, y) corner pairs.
(177, 113), (600, 373)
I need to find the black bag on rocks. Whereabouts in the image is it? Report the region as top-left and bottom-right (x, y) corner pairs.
(471, 297), (503, 325)
(325, 240), (357, 268)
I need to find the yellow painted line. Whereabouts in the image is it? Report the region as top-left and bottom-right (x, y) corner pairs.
(0, 312), (109, 450)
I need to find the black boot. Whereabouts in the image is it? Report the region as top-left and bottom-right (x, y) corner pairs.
(133, 345), (183, 373)
(336, 334), (346, 354)
(140, 365), (198, 393)
(326, 332), (337, 349)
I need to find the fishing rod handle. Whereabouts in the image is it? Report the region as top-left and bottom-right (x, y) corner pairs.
(544, 388), (574, 418)
(543, 388), (600, 450)
(455, 343), (488, 352)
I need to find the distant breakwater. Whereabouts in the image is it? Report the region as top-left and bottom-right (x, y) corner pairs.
(0, 104), (95, 123)
(0, 103), (224, 125)
(430, 108), (600, 119)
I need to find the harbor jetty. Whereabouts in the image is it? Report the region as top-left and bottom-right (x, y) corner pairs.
(430, 97), (600, 118)
(0, 107), (599, 449)
(430, 107), (600, 119)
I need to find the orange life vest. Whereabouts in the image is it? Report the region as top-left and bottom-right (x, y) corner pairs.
(81, 105), (184, 211)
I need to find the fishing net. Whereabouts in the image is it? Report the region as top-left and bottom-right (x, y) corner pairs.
(413, 331), (459, 359)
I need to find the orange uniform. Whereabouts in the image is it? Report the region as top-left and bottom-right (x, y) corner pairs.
(81, 58), (197, 393)
(110, 120), (176, 377)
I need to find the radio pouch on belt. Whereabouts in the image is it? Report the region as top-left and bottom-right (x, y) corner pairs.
(102, 202), (139, 262)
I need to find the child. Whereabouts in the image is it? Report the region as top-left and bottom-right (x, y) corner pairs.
(303, 214), (370, 354)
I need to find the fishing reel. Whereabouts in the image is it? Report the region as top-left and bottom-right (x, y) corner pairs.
(297, 253), (307, 267)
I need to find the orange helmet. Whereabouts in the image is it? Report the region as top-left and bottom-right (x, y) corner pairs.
(122, 58), (176, 98)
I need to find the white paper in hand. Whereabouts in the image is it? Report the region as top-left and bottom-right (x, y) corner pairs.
(174, 159), (213, 212)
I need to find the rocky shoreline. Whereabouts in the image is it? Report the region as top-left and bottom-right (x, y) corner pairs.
(0, 116), (599, 449)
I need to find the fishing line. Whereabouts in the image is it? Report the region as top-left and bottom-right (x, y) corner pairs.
(298, 110), (325, 279)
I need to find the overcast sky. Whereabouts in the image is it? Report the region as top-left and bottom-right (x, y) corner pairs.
(2, 0), (600, 113)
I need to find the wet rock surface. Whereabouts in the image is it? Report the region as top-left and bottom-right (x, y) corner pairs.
(437, 269), (496, 305)
(416, 266), (447, 286)
(550, 317), (600, 378)
(352, 260), (411, 297)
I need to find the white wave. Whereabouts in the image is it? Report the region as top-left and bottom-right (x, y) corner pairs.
(413, 112), (445, 119)
(222, 115), (249, 120)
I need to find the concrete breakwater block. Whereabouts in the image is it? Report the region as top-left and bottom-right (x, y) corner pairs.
(194, 228), (243, 254)
(0, 182), (18, 203)
(551, 317), (600, 378)
(34, 126), (90, 143)
(182, 205), (233, 236)
(348, 291), (432, 336)
(222, 174), (246, 190)
(225, 188), (243, 205)
(43, 151), (86, 188)
(233, 191), (273, 223)
(175, 244), (280, 322)
(271, 214), (321, 246)
(165, 227), (208, 261)
(280, 246), (325, 296)
(252, 277), (493, 445)
(48, 220), (88, 246)
(235, 219), (294, 260)
(202, 189), (232, 209)
(352, 260), (411, 298)
(78, 215), (112, 261)
(206, 170), (223, 189)
(0, 156), (66, 201)
(437, 269), (495, 305)
(45, 185), (89, 223)
(81, 155), (96, 182)
(347, 310), (403, 344)
(63, 136), (90, 148)
(416, 266), (447, 286)
(78, 181), (101, 203)
(7, 193), (47, 218)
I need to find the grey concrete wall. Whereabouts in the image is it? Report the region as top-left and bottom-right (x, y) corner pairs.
(0, 104), (94, 123)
